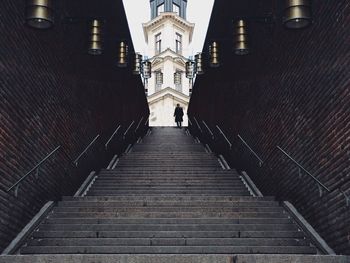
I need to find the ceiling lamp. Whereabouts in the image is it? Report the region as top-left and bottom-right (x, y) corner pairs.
(283, 0), (312, 29)
(185, 60), (195, 79)
(133, 53), (143, 75)
(25, 0), (54, 29)
(195, 53), (204, 75)
(233, 20), (250, 55)
(117, 41), (128, 67)
(209, 41), (220, 68)
(88, 19), (103, 55)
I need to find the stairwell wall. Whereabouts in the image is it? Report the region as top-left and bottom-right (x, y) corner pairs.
(189, 0), (350, 255)
(0, 0), (149, 253)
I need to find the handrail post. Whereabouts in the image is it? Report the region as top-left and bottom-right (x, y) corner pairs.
(74, 135), (100, 167)
(215, 125), (232, 150)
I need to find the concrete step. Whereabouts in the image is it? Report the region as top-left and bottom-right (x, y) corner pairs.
(27, 237), (310, 247)
(2, 255), (347, 263)
(37, 223), (298, 231)
(57, 200), (280, 207)
(88, 186), (248, 191)
(94, 182), (243, 186)
(87, 191), (252, 196)
(47, 212), (289, 219)
(32, 230), (306, 239)
(62, 196), (276, 202)
(53, 206), (283, 213)
(20, 245), (317, 254)
(44, 218), (292, 225)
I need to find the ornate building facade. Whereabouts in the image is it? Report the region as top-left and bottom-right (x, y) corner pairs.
(143, 0), (194, 126)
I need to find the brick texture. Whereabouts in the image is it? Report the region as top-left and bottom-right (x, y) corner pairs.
(189, 0), (350, 255)
(0, 0), (149, 252)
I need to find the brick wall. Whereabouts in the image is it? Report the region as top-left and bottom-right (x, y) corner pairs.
(0, 0), (149, 252)
(189, 0), (350, 255)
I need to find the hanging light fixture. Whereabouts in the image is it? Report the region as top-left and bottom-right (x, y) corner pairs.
(209, 41), (220, 68)
(25, 0), (54, 29)
(185, 60), (195, 79)
(88, 19), (103, 55)
(117, 41), (128, 67)
(195, 53), (204, 75)
(133, 53), (143, 75)
(283, 0), (312, 29)
(142, 60), (152, 79)
(233, 20), (250, 55)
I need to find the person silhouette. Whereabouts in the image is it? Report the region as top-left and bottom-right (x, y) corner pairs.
(174, 104), (184, 128)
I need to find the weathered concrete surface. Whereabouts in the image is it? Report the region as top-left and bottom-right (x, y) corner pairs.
(0, 255), (348, 263)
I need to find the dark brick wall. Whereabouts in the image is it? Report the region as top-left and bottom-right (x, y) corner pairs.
(189, 0), (350, 255)
(0, 0), (149, 252)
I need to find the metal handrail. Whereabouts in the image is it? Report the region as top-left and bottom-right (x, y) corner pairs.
(123, 120), (135, 139)
(193, 117), (203, 133)
(202, 120), (214, 138)
(105, 125), (121, 150)
(188, 117), (193, 126)
(74, 135), (100, 166)
(238, 134), (264, 166)
(7, 146), (61, 194)
(144, 116), (149, 126)
(135, 117), (144, 133)
(277, 146), (331, 193)
(216, 125), (232, 149)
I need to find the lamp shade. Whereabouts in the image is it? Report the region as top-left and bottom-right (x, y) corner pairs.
(142, 60), (152, 79)
(25, 0), (54, 29)
(88, 19), (103, 55)
(117, 41), (128, 67)
(209, 41), (220, 67)
(195, 53), (204, 75)
(132, 53), (143, 75)
(233, 20), (249, 55)
(283, 0), (312, 29)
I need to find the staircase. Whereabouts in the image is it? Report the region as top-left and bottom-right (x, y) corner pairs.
(2, 127), (347, 262)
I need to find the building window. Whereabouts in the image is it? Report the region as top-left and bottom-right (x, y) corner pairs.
(175, 33), (182, 54)
(156, 4), (164, 16)
(155, 71), (163, 92)
(174, 71), (182, 92)
(155, 33), (161, 54)
(173, 3), (180, 16)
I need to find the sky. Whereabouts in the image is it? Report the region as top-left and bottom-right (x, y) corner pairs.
(122, 0), (215, 57)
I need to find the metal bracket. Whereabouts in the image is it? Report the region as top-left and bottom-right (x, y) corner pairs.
(35, 167), (40, 180)
(318, 184), (323, 198)
(340, 189), (350, 207)
(298, 167), (302, 179)
(14, 185), (20, 198)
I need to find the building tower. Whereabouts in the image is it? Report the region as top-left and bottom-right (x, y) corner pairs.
(143, 0), (194, 126)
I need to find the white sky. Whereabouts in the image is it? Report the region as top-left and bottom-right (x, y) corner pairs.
(122, 0), (215, 57)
